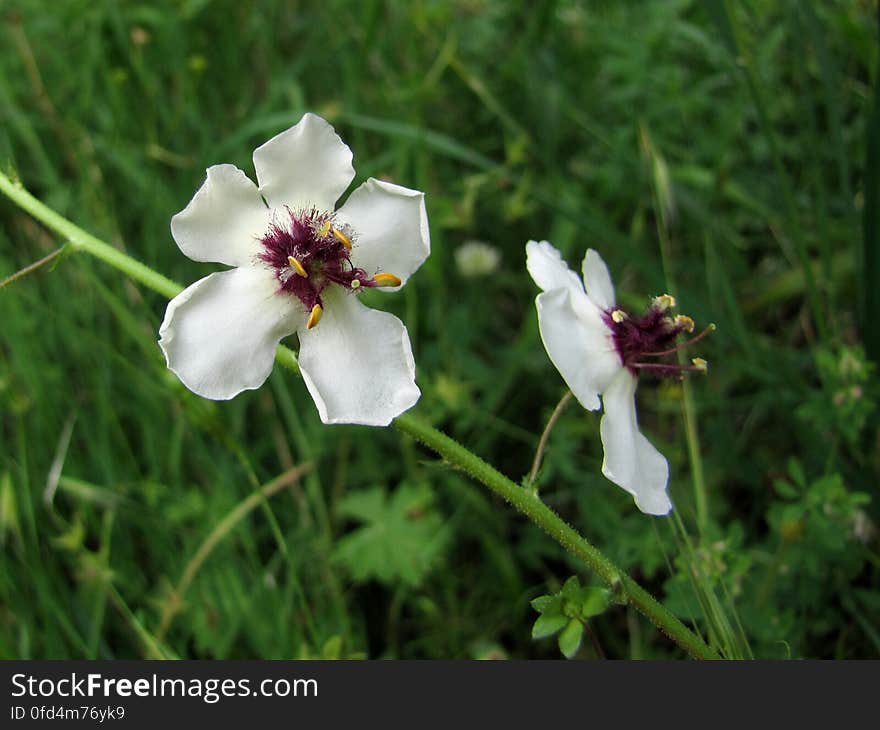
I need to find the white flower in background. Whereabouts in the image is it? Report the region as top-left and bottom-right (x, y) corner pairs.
(454, 239), (501, 278)
(526, 241), (711, 515)
(159, 113), (430, 426)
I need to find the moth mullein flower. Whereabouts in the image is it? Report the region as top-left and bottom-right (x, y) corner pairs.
(526, 241), (711, 515)
(159, 113), (430, 426)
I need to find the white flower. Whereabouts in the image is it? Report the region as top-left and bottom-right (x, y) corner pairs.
(526, 241), (707, 515)
(159, 113), (430, 426)
(454, 239), (501, 277)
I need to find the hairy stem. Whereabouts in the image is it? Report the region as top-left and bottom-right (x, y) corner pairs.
(0, 245), (65, 289)
(391, 411), (718, 659)
(0, 171), (719, 659)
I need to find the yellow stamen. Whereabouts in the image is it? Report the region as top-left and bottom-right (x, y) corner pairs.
(332, 227), (352, 250)
(318, 220), (331, 238)
(372, 272), (402, 288)
(287, 255), (308, 278)
(675, 314), (695, 333)
(307, 303), (323, 330)
(350, 279), (360, 289)
(652, 294), (676, 311)
(691, 357), (708, 372)
(611, 309), (628, 323)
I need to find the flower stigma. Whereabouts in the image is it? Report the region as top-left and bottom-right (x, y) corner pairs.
(258, 207), (401, 327)
(603, 293), (713, 378)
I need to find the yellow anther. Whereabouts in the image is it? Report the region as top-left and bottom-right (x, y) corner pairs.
(307, 303), (323, 330)
(653, 294), (676, 311)
(654, 294), (676, 310)
(350, 278), (360, 289)
(372, 272), (402, 288)
(692, 357), (708, 372)
(611, 309), (628, 323)
(287, 255), (308, 278)
(675, 314), (695, 333)
(331, 227), (352, 250)
(318, 220), (331, 238)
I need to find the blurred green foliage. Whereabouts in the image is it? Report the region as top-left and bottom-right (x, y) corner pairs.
(333, 483), (451, 587)
(0, 0), (877, 659)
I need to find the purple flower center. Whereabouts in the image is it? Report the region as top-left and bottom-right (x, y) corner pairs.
(603, 301), (711, 378)
(257, 207), (376, 312)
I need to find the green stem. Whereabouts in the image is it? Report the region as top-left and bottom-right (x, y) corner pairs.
(0, 245), (65, 289)
(527, 389), (573, 488)
(0, 170), (719, 659)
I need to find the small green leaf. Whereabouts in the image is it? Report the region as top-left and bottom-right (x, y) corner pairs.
(530, 594), (558, 614)
(773, 478), (800, 500)
(531, 596), (555, 613)
(532, 612), (568, 639)
(561, 575), (582, 601)
(787, 458), (806, 488)
(557, 619), (584, 659)
(579, 587), (611, 619)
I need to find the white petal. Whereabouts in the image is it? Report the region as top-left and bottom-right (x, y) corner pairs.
(536, 288), (622, 411)
(336, 178), (430, 289)
(253, 113), (355, 211)
(297, 288), (420, 426)
(159, 267), (299, 400)
(526, 240), (584, 297)
(599, 369), (671, 515)
(170, 165), (270, 267)
(582, 248), (616, 310)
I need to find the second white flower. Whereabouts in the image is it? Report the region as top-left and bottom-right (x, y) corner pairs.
(527, 240), (711, 515)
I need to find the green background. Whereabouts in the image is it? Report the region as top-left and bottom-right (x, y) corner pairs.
(1, 0), (877, 659)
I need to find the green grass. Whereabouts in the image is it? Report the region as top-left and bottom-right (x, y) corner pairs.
(1, 0), (878, 659)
